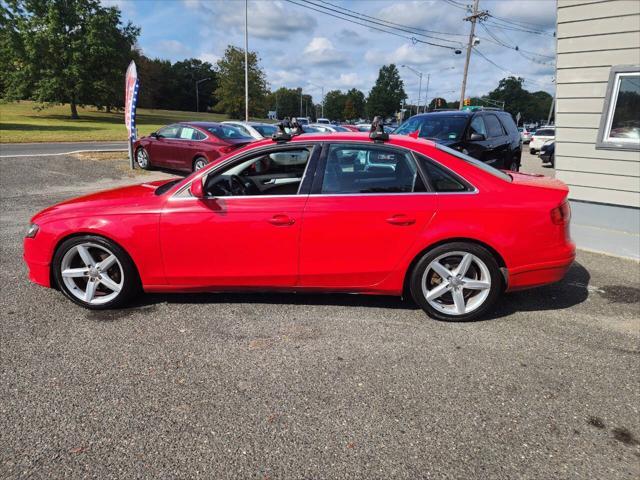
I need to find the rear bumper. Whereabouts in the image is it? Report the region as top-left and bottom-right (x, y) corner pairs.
(506, 251), (575, 291)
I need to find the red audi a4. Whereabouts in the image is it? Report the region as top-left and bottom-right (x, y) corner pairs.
(24, 129), (575, 321)
(133, 121), (254, 172)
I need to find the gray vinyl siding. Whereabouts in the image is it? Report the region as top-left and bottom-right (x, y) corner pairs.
(556, 0), (640, 208)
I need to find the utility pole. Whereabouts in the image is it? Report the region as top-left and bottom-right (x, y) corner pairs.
(244, 0), (249, 121)
(195, 77), (210, 113)
(459, 0), (488, 109)
(424, 73), (430, 112)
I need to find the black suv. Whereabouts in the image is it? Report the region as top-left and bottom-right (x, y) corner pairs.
(394, 109), (522, 171)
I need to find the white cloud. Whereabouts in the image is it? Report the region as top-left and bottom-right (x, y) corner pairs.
(198, 52), (220, 65)
(193, 0), (317, 40)
(303, 37), (348, 66)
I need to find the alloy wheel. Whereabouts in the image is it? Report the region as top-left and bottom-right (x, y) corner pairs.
(136, 148), (149, 168)
(60, 242), (124, 305)
(421, 251), (491, 316)
(193, 158), (207, 171)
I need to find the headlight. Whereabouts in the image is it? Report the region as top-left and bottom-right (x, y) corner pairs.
(25, 223), (39, 238)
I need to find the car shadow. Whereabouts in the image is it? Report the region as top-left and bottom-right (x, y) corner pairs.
(121, 261), (591, 321)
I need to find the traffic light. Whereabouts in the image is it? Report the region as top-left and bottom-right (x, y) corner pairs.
(463, 97), (471, 106)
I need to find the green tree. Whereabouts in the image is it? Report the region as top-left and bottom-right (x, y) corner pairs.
(487, 76), (552, 123)
(323, 89), (346, 121)
(428, 97), (449, 110)
(345, 88), (365, 119)
(214, 45), (268, 118)
(3, 0), (139, 118)
(366, 64), (406, 119)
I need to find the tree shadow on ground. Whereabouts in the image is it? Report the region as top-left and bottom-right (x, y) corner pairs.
(0, 122), (97, 132)
(116, 261), (591, 322)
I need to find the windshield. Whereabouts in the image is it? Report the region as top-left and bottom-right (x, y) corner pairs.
(206, 125), (253, 140)
(253, 124), (278, 137)
(435, 143), (512, 182)
(395, 115), (468, 141)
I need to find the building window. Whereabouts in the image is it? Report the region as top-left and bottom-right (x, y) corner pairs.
(597, 65), (640, 151)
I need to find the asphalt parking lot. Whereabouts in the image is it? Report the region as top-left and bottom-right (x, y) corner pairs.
(1, 150), (638, 479)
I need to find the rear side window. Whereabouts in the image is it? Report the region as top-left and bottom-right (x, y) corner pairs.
(415, 154), (470, 192)
(321, 144), (425, 194)
(435, 143), (513, 182)
(498, 113), (519, 136)
(484, 115), (505, 138)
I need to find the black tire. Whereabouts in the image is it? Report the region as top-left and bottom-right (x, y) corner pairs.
(504, 156), (519, 172)
(409, 242), (502, 322)
(135, 147), (151, 170)
(193, 156), (208, 172)
(52, 235), (140, 310)
(529, 148), (536, 155)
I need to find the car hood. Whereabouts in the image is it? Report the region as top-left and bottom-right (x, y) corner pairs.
(31, 179), (177, 223)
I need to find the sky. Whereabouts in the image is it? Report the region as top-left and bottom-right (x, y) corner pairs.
(104, 0), (557, 106)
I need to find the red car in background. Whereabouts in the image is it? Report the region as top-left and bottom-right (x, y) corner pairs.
(133, 122), (254, 173)
(24, 130), (574, 321)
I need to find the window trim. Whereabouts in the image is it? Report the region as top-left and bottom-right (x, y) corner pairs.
(596, 65), (640, 151)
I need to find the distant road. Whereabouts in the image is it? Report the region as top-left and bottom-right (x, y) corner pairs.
(0, 141), (127, 158)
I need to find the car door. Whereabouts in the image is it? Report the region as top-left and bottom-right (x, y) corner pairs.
(298, 143), (438, 288)
(159, 144), (319, 287)
(172, 125), (206, 171)
(463, 115), (492, 162)
(146, 124), (183, 167)
(483, 114), (509, 167)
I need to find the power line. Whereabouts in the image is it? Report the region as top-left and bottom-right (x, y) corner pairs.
(304, 0), (463, 46)
(478, 23), (555, 65)
(320, 0), (468, 38)
(285, 0), (460, 50)
(473, 48), (554, 87)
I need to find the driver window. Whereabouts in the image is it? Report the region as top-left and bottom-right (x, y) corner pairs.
(203, 148), (312, 197)
(157, 125), (181, 139)
(469, 116), (486, 137)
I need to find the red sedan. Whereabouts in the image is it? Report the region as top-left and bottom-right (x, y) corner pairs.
(133, 121), (254, 172)
(24, 131), (575, 321)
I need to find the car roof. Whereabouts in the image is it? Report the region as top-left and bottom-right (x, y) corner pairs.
(182, 121), (223, 128)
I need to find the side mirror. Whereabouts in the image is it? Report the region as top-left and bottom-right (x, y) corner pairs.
(150, 132), (157, 138)
(189, 178), (205, 198)
(469, 132), (485, 141)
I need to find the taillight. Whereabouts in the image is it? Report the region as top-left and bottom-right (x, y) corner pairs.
(551, 201), (571, 225)
(220, 144), (237, 155)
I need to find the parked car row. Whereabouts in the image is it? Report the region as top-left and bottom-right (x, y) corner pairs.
(134, 109), (529, 175)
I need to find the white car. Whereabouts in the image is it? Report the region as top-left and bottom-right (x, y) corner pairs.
(316, 118), (331, 124)
(529, 127), (555, 154)
(222, 121), (278, 140)
(308, 123), (351, 133)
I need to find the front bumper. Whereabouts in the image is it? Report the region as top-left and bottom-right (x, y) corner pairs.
(24, 237), (52, 288)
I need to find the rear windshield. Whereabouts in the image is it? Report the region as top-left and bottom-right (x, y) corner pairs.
(206, 125), (253, 140)
(395, 115), (468, 141)
(435, 143), (512, 182)
(535, 129), (555, 136)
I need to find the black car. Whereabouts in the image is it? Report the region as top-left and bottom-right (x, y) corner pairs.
(539, 139), (555, 167)
(394, 109), (522, 171)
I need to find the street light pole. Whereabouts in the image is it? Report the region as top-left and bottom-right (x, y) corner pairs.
(244, 0), (249, 121)
(423, 73), (430, 113)
(401, 64), (424, 114)
(195, 77), (211, 113)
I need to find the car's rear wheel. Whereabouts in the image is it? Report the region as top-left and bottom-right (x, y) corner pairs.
(410, 242), (502, 321)
(136, 147), (151, 169)
(505, 156), (519, 172)
(52, 235), (140, 309)
(193, 156), (208, 171)
(529, 148), (536, 155)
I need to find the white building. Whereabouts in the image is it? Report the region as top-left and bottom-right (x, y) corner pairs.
(555, 0), (640, 259)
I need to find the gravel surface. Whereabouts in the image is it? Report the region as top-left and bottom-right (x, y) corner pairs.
(1, 153), (638, 479)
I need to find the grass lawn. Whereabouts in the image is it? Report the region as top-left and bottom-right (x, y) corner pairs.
(0, 101), (266, 143)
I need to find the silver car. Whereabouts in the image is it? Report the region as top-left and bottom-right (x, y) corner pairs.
(222, 121), (279, 140)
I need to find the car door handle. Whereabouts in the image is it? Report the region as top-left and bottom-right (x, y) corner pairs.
(386, 214), (416, 226)
(268, 214), (295, 226)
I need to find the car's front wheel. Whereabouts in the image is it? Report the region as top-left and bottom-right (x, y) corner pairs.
(410, 242), (502, 321)
(52, 235), (140, 309)
(136, 147), (151, 170)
